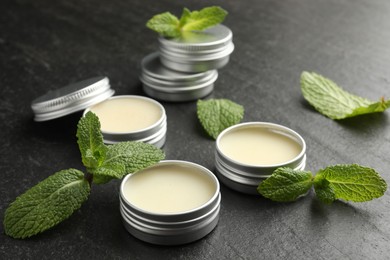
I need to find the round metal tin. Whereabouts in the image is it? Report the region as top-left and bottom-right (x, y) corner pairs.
(215, 122), (307, 195)
(84, 95), (167, 148)
(140, 52), (218, 102)
(158, 24), (234, 72)
(31, 76), (114, 121)
(119, 160), (221, 245)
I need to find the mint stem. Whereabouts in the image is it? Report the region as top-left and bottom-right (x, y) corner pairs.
(85, 172), (93, 186)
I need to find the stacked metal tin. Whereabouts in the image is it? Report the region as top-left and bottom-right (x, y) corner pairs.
(140, 24), (234, 102)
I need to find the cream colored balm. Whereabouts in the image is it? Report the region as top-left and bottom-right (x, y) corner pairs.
(89, 96), (162, 133)
(123, 164), (216, 214)
(219, 126), (302, 166)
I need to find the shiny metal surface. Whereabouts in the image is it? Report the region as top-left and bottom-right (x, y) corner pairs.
(119, 160), (221, 245)
(215, 122), (307, 194)
(31, 76), (114, 121)
(158, 25), (234, 72)
(83, 95), (167, 147)
(141, 53), (218, 101)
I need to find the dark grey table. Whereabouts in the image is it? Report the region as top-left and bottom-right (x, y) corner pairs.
(1, 0), (389, 259)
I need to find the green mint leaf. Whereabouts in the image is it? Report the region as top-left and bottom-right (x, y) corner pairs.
(179, 7), (191, 27)
(257, 168), (313, 202)
(4, 169), (90, 239)
(301, 71), (390, 119)
(89, 141), (165, 184)
(77, 112), (106, 169)
(313, 174), (336, 204)
(181, 6), (228, 32)
(146, 6), (227, 38)
(92, 162), (126, 185)
(314, 164), (387, 202)
(146, 12), (180, 38)
(197, 99), (244, 139)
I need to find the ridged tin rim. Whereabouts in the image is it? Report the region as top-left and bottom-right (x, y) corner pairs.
(120, 203), (220, 245)
(216, 122), (306, 169)
(159, 42), (234, 62)
(84, 95), (166, 135)
(140, 71), (218, 92)
(158, 24), (233, 52)
(140, 69), (218, 88)
(215, 156), (306, 195)
(104, 123), (167, 149)
(119, 160), (220, 221)
(142, 83), (214, 102)
(31, 76), (114, 121)
(120, 194), (220, 228)
(141, 52), (214, 82)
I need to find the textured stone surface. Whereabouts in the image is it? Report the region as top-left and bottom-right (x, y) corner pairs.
(1, 0), (390, 259)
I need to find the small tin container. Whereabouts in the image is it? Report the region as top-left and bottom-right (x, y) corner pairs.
(119, 160), (221, 245)
(84, 95), (167, 148)
(215, 122), (306, 194)
(158, 24), (234, 73)
(140, 52), (218, 102)
(31, 77), (167, 148)
(31, 76), (114, 122)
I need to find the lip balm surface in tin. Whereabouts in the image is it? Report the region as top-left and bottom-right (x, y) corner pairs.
(84, 95), (167, 148)
(215, 122), (306, 194)
(119, 160), (221, 245)
(158, 24), (234, 73)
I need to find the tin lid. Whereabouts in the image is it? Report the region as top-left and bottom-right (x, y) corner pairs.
(158, 24), (233, 53)
(141, 52), (214, 83)
(31, 76), (115, 121)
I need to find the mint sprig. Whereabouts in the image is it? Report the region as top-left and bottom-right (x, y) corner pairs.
(4, 169), (90, 238)
(256, 168), (313, 202)
(314, 164), (387, 203)
(147, 6), (228, 38)
(4, 112), (164, 238)
(258, 164), (387, 204)
(301, 71), (390, 119)
(197, 98), (244, 139)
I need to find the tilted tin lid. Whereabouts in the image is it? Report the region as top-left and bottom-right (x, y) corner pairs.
(158, 24), (233, 53)
(31, 76), (115, 121)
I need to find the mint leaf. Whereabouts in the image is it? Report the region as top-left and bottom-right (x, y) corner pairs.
(89, 141), (165, 184)
(257, 168), (313, 202)
(77, 112), (106, 169)
(147, 6), (227, 38)
(313, 174), (336, 204)
(301, 71), (390, 119)
(181, 6), (228, 32)
(4, 169), (90, 239)
(314, 164), (387, 202)
(146, 12), (180, 38)
(197, 99), (244, 139)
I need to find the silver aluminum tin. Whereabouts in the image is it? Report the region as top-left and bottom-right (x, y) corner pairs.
(119, 160), (221, 245)
(31, 76), (114, 121)
(140, 53), (218, 102)
(215, 122), (307, 195)
(84, 95), (167, 148)
(158, 24), (234, 72)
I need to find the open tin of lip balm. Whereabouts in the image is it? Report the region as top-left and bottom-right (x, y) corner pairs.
(84, 95), (167, 148)
(140, 52), (218, 102)
(119, 160), (221, 245)
(158, 24), (234, 73)
(215, 122), (306, 194)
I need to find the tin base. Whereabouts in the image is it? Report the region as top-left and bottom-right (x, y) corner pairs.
(159, 54), (231, 73)
(142, 83), (214, 102)
(120, 204), (220, 246)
